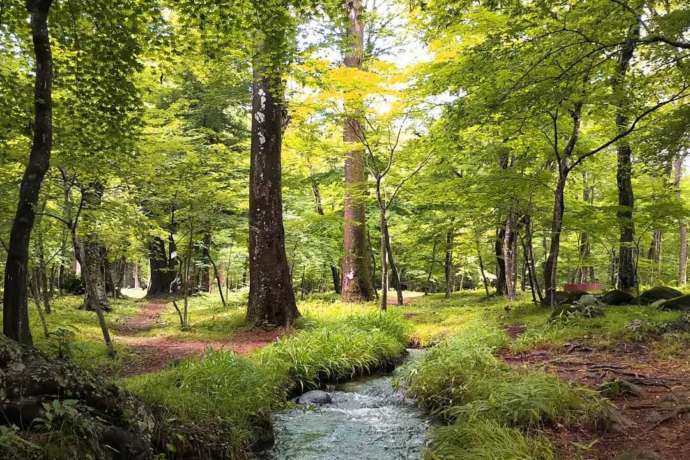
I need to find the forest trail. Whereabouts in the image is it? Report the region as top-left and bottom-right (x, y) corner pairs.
(115, 300), (284, 375)
(503, 339), (690, 459)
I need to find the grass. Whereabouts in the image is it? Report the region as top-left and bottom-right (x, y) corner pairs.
(398, 303), (609, 459)
(122, 307), (409, 455)
(403, 290), (690, 355)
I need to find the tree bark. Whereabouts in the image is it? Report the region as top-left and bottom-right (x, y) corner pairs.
(476, 237), (490, 297)
(675, 154), (688, 286)
(543, 173), (568, 306)
(385, 220), (403, 305)
(425, 239), (438, 294)
(613, 21), (640, 294)
(379, 211), (388, 311)
(2, 0), (53, 345)
(146, 236), (175, 297)
(246, 50), (299, 328)
(199, 232), (212, 292)
(341, 0), (374, 302)
(444, 222), (454, 299)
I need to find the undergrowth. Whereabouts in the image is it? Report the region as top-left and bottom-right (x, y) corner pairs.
(399, 320), (607, 459)
(122, 310), (408, 456)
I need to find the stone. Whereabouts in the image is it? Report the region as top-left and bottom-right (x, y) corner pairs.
(296, 390), (332, 405)
(576, 294), (599, 306)
(638, 286), (683, 305)
(658, 293), (690, 311)
(599, 289), (635, 306)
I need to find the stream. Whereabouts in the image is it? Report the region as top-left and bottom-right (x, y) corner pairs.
(261, 350), (429, 460)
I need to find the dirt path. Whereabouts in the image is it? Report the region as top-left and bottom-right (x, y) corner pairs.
(502, 331), (690, 459)
(116, 300), (284, 376)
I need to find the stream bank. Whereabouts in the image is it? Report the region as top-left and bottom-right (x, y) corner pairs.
(261, 349), (429, 460)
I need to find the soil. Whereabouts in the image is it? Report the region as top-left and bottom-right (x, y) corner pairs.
(501, 329), (690, 460)
(115, 300), (285, 376)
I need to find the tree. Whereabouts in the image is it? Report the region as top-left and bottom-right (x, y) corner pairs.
(3, 0), (53, 345)
(341, 0), (375, 302)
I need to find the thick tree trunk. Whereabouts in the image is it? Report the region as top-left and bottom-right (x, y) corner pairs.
(341, 0), (374, 302)
(444, 223), (454, 299)
(246, 54), (299, 328)
(146, 236), (175, 297)
(613, 21), (640, 294)
(543, 173), (568, 306)
(2, 0), (53, 345)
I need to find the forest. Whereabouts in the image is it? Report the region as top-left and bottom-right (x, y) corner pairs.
(1, 0), (690, 459)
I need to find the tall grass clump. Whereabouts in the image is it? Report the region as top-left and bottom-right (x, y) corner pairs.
(256, 312), (407, 392)
(399, 322), (607, 459)
(430, 419), (555, 460)
(123, 309), (409, 454)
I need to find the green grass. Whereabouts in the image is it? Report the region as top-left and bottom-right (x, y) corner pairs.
(398, 314), (607, 459)
(429, 419), (555, 460)
(122, 308), (409, 455)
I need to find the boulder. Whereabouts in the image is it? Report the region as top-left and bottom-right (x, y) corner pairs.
(599, 289), (635, 306)
(553, 290), (589, 305)
(658, 293), (690, 311)
(296, 390), (332, 405)
(638, 286), (683, 305)
(576, 294), (599, 306)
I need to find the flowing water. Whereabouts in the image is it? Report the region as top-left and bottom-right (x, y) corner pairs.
(262, 350), (429, 460)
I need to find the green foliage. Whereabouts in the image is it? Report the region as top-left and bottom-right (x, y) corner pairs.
(429, 419), (555, 460)
(123, 307), (408, 451)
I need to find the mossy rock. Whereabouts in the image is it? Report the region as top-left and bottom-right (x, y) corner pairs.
(638, 286), (683, 305)
(550, 303), (604, 321)
(553, 290), (589, 305)
(658, 293), (690, 311)
(599, 289), (635, 306)
(0, 335), (156, 459)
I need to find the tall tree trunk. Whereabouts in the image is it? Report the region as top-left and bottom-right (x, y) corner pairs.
(575, 175), (595, 283)
(199, 232), (212, 292)
(521, 215), (543, 304)
(675, 154), (688, 286)
(341, 0), (374, 302)
(613, 21), (640, 294)
(208, 252), (226, 307)
(379, 211), (388, 311)
(543, 172), (568, 306)
(444, 222), (454, 299)
(133, 262), (141, 289)
(476, 237), (490, 297)
(503, 215), (516, 300)
(647, 229), (662, 285)
(2, 0), (53, 345)
(425, 240), (438, 294)
(495, 226), (507, 296)
(246, 50), (299, 328)
(384, 221), (403, 305)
